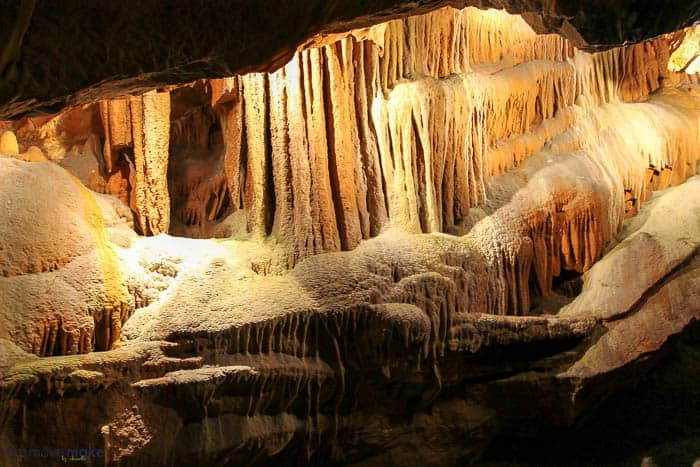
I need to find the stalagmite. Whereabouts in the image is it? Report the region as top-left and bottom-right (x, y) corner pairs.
(0, 130), (19, 155)
(22, 146), (46, 162)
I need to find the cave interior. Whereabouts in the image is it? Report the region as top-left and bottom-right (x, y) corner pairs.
(0, 2), (700, 466)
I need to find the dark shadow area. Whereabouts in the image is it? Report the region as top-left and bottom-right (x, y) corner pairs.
(480, 320), (700, 466)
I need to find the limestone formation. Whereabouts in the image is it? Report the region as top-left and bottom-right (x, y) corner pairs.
(128, 91), (171, 236)
(670, 25), (700, 74)
(0, 130), (47, 162)
(0, 130), (18, 155)
(0, 157), (133, 354)
(561, 176), (700, 321)
(137, 7), (694, 274)
(99, 91), (172, 235)
(0, 4), (699, 466)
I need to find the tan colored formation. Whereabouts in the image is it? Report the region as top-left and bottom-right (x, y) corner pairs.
(76, 8), (695, 262)
(1, 6), (700, 465)
(100, 90), (171, 235)
(1, 6), (699, 358)
(669, 24), (700, 74)
(0, 130), (46, 162)
(197, 8), (574, 262)
(0, 157), (133, 355)
(169, 7), (693, 273)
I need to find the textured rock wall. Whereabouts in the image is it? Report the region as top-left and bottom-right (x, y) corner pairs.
(16, 6), (691, 254)
(0, 156), (133, 355)
(1, 175), (698, 465)
(154, 7), (695, 274)
(100, 91), (171, 235)
(3, 6), (696, 315)
(1, 7), (697, 361)
(1, 5), (700, 466)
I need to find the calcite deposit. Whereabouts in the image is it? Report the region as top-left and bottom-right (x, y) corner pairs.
(0, 156), (134, 355)
(0, 4), (699, 467)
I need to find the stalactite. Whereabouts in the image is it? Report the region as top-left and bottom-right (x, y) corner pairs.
(324, 39), (369, 250)
(353, 41), (389, 237)
(201, 7), (689, 272)
(302, 48), (343, 255)
(87, 6), (700, 317)
(99, 98), (132, 173)
(98, 91), (172, 236)
(241, 73), (273, 237)
(216, 79), (245, 213)
(471, 86), (700, 313)
(129, 90), (172, 236)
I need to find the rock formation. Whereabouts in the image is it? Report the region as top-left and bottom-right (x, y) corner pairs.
(0, 4), (699, 466)
(0, 156), (134, 355)
(99, 91), (172, 236)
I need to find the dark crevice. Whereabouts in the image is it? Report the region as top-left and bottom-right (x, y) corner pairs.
(607, 248), (699, 324)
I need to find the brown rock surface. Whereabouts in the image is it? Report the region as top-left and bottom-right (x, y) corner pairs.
(562, 176), (700, 321)
(0, 5), (699, 466)
(128, 91), (171, 236)
(0, 157), (133, 355)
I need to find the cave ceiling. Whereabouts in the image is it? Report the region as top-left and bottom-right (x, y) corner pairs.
(0, 0), (698, 119)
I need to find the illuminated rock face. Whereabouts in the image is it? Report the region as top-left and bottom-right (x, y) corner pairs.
(0, 157), (134, 355)
(82, 7), (694, 271)
(99, 91), (172, 236)
(0, 5), (699, 466)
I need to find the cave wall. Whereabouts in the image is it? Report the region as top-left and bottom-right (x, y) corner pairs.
(98, 7), (696, 278)
(1, 4), (700, 466)
(1, 7), (698, 349)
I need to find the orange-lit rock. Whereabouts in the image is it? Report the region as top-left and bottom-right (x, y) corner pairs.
(0, 130), (19, 155)
(0, 5), (699, 466)
(128, 90), (171, 236)
(96, 91), (172, 235)
(0, 157), (133, 355)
